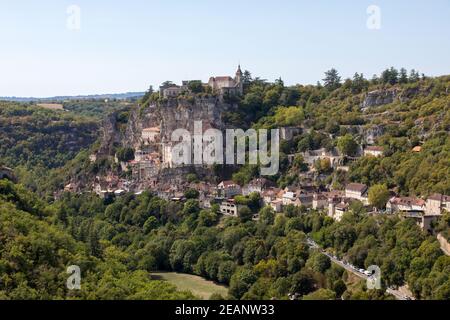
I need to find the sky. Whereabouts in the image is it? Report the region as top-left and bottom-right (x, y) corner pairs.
(0, 0), (449, 97)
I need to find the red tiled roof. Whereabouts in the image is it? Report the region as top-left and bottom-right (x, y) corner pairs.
(390, 196), (425, 206)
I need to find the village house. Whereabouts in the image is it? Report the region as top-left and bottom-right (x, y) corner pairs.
(243, 178), (276, 196)
(217, 180), (241, 198)
(219, 199), (240, 217)
(386, 196), (425, 214)
(269, 199), (283, 213)
(141, 127), (160, 144)
(425, 193), (450, 215)
(328, 197), (353, 221)
(262, 187), (283, 205)
(281, 188), (313, 208)
(363, 146), (384, 157)
(390, 196), (443, 233)
(312, 193), (328, 210)
(301, 148), (342, 169)
(159, 82), (186, 98)
(345, 183), (369, 205)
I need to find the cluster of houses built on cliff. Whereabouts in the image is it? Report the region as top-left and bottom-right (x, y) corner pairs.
(79, 115), (445, 233)
(67, 66), (448, 233)
(83, 164), (448, 234)
(213, 179), (448, 233)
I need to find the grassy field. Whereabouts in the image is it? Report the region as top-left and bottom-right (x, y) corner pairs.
(36, 103), (64, 110)
(151, 272), (228, 299)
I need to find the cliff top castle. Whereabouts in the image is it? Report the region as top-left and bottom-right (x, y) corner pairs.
(159, 65), (244, 98)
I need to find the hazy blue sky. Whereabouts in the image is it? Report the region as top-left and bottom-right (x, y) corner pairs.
(0, 0), (449, 97)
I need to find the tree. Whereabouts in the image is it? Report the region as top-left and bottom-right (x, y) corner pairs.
(116, 147), (134, 162)
(143, 216), (158, 234)
(292, 154), (309, 172)
(333, 279), (347, 297)
(399, 68), (408, 84)
(188, 81), (203, 93)
(184, 188), (200, 199)
(229, 267), (257, 299)
(351, 73), (368, 94)
(409, 69), (420, 82)
(337, 134), (358, 156)
(274, 106), (304, 126)
(259, 207), (275, 225)
(238, 206), (253, 222)
(323, 69), (341, 91)
(381, 67), (398, 85)
(290, 270), (316, 296)
(314, 158), (332, 174)
(309, 253), (331, 273)
(186, 173), (198, 183)
(368, 184), (390, 209)
(218, 261), (236, 284)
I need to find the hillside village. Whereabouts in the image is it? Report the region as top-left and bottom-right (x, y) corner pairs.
(62, 67), (450, 237)
(1, 68), (449, 301)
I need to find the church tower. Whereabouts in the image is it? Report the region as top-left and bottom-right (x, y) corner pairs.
(235, 65), (244, 95)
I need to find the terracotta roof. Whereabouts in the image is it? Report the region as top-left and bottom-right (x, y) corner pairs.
(346, 183), (368, 193)
(390, 196), (425, 207)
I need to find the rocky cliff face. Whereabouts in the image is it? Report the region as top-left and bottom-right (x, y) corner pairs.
(98, 96), (236, 153)
(94, 96), (238, 188)
(361, 89), (398, 109)
(131, 96), (234, 147)
(361, 86), (426, 110)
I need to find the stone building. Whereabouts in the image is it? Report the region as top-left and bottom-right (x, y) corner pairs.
(159, 66), (244, 98)
(208, 65), (243, 96)
(217, 180), (242, 198)
(386, 196), (425, 214)
(142, 127), (161, 144)
(363, 146), (384, 157)
(345, 183), (369, 205)
(220, 199), (240, 217)
(425, 194), (450, 215)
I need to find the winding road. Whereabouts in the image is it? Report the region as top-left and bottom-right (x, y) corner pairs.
(306, 237), (414, 300)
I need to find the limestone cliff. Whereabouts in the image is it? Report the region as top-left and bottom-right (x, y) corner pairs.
(94, 96), (238, 189)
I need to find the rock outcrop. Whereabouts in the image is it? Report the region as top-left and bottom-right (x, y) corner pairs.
(361, 89), (397, 109)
